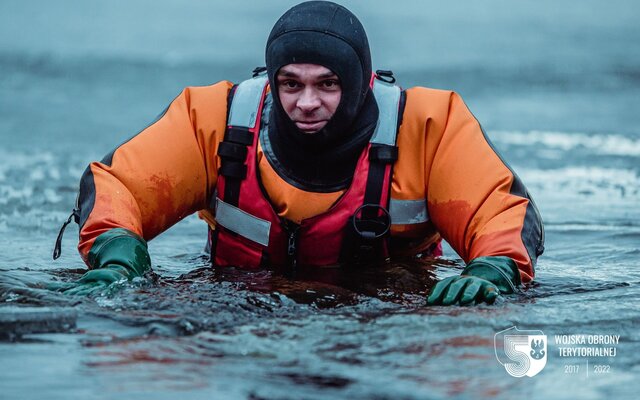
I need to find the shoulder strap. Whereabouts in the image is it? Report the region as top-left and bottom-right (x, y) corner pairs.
(227, 75), (269, 129)
(370, 79), (402, 147)
(361, 77), (401, 215)
(217, 74), (269, 206)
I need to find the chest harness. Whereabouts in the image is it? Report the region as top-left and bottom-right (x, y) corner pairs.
(211, 71), (402, 271)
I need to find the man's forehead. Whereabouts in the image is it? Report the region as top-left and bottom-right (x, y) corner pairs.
(277, 64), (337, 78)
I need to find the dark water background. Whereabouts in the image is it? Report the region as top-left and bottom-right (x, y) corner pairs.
(0, 0), (639, 399)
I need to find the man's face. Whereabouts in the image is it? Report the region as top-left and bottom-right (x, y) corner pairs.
(276, 64), (341, 134)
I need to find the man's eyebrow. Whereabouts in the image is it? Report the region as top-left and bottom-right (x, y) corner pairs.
(277, 70), (299, 78)
(277, 70), (338, 79)
(317, 72), (338, 79)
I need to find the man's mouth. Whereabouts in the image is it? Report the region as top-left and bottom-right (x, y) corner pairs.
(295, 120), (326, 133)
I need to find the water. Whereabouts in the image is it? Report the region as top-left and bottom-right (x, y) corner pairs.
(1, 0), (639, 399)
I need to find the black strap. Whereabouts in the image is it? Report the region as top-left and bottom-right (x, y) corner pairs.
(342, 147), (394, 266)
(226, 128), (253, 145)
(360, 89), (405, 219)
(369, 144), (398, 164)
(361, 160), (388, 221)
(219, 161), (247, 179)
(218, 142), (248, 161)
(52, 208), (80, 260)
(220, 124), (253, 205)
(362, 143), (397, 220)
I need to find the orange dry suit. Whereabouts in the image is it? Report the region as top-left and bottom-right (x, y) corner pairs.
(60, 72), (544, 284)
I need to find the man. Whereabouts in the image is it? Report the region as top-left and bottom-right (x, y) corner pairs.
(53, 1), (544, 305)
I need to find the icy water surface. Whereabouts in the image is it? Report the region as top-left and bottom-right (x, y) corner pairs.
(1, 1), (639, 399)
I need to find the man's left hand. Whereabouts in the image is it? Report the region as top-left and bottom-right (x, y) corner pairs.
(427, 256), (521, 306)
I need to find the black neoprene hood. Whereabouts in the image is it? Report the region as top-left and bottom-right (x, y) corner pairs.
(266, 1), (372, 136)
(266, 0), (372, 115)
(262, 1), (379, 191)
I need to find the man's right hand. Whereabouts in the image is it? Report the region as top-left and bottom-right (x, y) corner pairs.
(49, 228), (151, 296)
(49, 265), (131, 296)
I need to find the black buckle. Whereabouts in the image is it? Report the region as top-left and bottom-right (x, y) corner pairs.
(341, 204), (391, 267)
(375, 69), (396, 84)
(252, 66), (267, 77)
(351, 203), (391, 240)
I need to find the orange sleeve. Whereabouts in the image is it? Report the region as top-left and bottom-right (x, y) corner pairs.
(77, 81), (232, 265)
(419, 90), (543, 282)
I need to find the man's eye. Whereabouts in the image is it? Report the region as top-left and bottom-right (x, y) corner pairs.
(282, 80), (300, 89)
(321, 80), (340, 89)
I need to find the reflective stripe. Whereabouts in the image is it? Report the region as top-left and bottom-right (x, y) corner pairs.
(370, 80), (401, 146)
(389, 198), (429, 224)
(228, 76), (269, 129)
(215, 197), (271, 246)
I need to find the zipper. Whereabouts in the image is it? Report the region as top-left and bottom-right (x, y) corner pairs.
(53, 195), (81, 260)
(282, 219), (300, 273)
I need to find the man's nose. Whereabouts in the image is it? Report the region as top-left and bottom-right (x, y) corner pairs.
(296, 88), (321, 112)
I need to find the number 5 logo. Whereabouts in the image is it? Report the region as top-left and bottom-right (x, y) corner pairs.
(495, 326), (547, 377)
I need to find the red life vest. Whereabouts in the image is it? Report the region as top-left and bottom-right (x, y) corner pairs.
(212, 73), (401, 270)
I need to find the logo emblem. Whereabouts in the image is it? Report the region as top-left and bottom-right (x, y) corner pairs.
(495, 326), (547, 377)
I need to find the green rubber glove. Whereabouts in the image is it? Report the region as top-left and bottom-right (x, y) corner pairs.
(427, 256), (521, 306)
(52, 228), (151, 296)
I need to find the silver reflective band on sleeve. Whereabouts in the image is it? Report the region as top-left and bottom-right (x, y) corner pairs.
(228, 76), (269, 129)
(389, 198), (429, 224)
(215, 198), (271, 246)
(370, 80), (401, 146)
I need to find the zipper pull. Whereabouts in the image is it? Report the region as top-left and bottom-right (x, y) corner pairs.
(283, 220), (300, 272)
(53, 208), (80, 260)
(287, 231), (297, 257)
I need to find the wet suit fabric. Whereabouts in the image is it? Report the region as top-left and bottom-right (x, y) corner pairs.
(75, 80), (544, 283)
